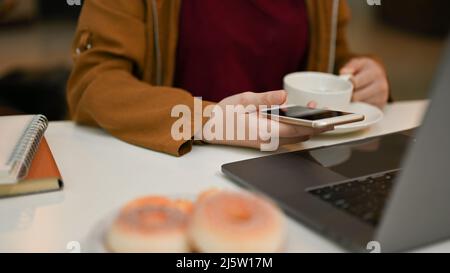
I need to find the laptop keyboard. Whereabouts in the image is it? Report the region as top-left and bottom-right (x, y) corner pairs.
(308, 170), (399, 226)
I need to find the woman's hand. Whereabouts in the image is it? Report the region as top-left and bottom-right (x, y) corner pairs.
(340, 57), (389, 109)
(198, 90), (333, 150)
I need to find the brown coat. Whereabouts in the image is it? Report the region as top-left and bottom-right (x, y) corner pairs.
(67, 0), (355, 156)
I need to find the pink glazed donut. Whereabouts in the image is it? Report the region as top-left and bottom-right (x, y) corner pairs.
(189, 190), (286, 253)
(106, 196), (193, 253)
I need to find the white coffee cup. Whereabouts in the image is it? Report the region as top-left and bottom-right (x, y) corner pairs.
(284, 72), (353, 110)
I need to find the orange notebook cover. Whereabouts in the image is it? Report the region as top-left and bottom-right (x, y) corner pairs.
(0, 137), (63, 198)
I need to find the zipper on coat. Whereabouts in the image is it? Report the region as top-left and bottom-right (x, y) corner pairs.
(151, 0), (163, 85)
(328, 0), (340, 73)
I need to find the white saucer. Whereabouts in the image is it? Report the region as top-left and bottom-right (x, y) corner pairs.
(325, 102), (384, 135)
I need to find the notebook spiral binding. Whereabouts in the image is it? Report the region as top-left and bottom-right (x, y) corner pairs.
(8, 115), (48, 181)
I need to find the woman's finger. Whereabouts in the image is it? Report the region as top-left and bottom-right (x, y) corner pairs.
(277, 123), (315, 138)
(279, 136), (312, 146)
(352, 83), (379, 102)
(278, 123), (333, 138)
(340, 58), (368, 75)
(351, 69), (375, 90)
(364, 95), (387, 109)
(240, 90), (287, 108)
(219, 90), (287, 108)
(307, 101), (317, 108)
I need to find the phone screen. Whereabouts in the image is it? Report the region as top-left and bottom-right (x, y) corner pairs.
(263, 106), (351, 121)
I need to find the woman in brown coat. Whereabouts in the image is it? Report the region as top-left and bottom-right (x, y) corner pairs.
(67, 0), (389, 156)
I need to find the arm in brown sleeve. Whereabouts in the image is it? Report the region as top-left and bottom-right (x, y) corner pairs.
(67, 0), (211, 156)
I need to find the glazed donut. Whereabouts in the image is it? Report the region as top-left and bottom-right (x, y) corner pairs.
(189, 190), (286, 253)
(106, 196), (193, 253)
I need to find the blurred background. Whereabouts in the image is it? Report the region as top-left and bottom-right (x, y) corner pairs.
(0, 0), (448, 120)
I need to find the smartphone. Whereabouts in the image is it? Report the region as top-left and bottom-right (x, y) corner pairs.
(260, 105), (365, 129)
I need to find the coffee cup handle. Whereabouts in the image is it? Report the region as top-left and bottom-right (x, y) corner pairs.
(339, 74), (353, 82)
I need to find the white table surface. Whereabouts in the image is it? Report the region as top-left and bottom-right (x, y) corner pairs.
(1, 100), (448, 253)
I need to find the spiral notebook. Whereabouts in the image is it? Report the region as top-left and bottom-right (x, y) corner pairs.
(0, 115), (63, 197)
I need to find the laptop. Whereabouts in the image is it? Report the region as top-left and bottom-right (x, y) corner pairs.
(222, 38), (450, 252)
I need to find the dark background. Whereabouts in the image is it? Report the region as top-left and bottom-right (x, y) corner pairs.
(0, 0), (448, 120)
